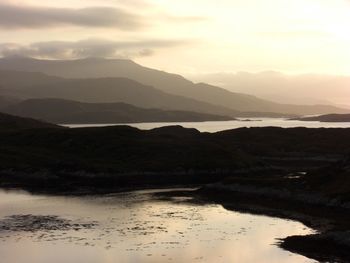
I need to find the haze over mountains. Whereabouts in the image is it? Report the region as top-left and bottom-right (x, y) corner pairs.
(0, 56), (349, 118)
(0, 71), (243, 118)
(188, 71), (350, 107)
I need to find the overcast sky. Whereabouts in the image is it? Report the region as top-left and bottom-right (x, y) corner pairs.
(0, 0), (349, 75)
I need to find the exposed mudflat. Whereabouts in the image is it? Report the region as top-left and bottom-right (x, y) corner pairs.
(0, 214), (98, 232)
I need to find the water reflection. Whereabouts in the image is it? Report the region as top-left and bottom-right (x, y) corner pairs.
(0, 189), (316, 263)
(64, 118), (350, 132)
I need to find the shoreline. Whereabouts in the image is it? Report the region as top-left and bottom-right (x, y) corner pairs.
(1, 179), (349, 262)
(195, 183), (350, 263)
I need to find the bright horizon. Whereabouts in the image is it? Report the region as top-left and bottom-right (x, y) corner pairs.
(0, 0), (349, 76)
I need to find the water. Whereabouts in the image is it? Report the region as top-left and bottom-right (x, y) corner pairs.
(0, 189), (317, 263)
(64, 118), (350, 132)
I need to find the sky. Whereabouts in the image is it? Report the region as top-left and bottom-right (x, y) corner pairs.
(0, 0), (349, 76)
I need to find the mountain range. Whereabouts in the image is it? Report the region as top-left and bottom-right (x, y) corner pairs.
(0, 56), (348, 117)
(0, 71), (244, 117)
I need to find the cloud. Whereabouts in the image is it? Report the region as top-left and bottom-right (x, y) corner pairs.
(0, 38), (191, 59)
(0, 3), (208, 30)
(0, 4), (144, 30)
(161, 15), (208, 23)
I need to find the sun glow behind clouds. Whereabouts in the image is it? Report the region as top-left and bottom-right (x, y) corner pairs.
(0, 0), (349, 74)
(135, 0), (350, 75)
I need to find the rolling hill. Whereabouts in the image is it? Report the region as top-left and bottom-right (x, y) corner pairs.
(3, 98), (234, 124)
(0, 112), (62, 131)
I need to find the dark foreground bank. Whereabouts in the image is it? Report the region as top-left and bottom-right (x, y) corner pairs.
(2, 123), (350, 191)
(1, 115), (350, 261)
(1, 122), (350, 194)
(194, 156), (350, 262)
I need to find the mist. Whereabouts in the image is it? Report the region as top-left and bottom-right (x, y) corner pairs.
(187, 71), (350, 107)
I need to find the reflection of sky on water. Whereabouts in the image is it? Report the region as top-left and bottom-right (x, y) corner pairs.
(0, 189), (316, 263)
(65, 118), (350, 132)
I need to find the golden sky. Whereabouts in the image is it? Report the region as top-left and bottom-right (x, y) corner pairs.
(0, 0), (349, 75)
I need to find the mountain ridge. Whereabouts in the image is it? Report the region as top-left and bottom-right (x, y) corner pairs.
(0, 70), (295, 118)
(0, 56), (348, 115)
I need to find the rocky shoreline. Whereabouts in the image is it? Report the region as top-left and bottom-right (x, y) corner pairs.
(204, 182), (350, 209)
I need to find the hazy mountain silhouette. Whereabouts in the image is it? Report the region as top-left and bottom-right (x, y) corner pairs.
(0, 112), (62, 131)
(0, 69), (63, 89)
(3, 98), (234, 124)
(295, 114), (350, 123)
(0, 95), (20, 108)
(189, 71), (350, 107)
(0, 70), (296, 118)
(0, 70), (64, 100)
(0, 56), (347, 115)
(3, 76), (242, 116)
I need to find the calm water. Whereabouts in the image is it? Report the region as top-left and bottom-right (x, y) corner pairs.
(64, 118), (350, 132)
(0, 189), (317, 263)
